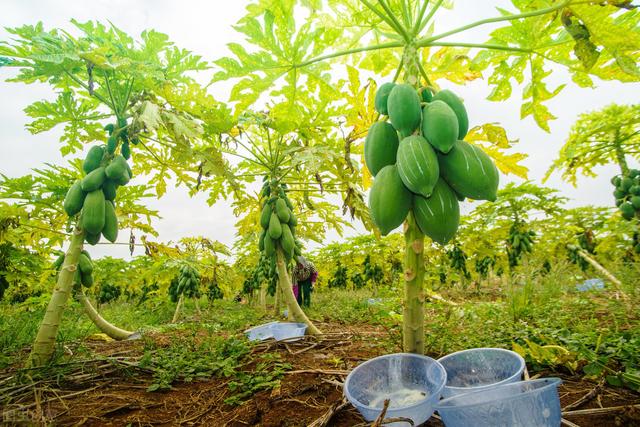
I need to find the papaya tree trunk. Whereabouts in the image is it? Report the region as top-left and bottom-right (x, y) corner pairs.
(574, 247), (627, 298)
(28, 226), (85, 367)
(275, 248), (321, 334)
(259, 283), (267, 310)
(403, 213), (425, 353)
(77, 290), (133, 340)
(613, 131), (629, 176)
(172, 294), (184, 323)
(195, 297), (202, 316)
(273, 284), (281, 316)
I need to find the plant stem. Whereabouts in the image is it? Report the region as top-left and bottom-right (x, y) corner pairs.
(412, 0), (432, 36)
(613, 130), (630, 175)
(376, 0), (412, 42)
(416, 0), (571, 47)
(295, 41), (403, 69)
(403, 212), (425, 353)
(360, 0), (404, 36)
(28, 226), (85, 367)
(275, 248), (321, 334)
(77, 290), (134, 340)
(172, 294), (184, 323)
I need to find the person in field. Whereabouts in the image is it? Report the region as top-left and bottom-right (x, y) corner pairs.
(293, 256), (317, 308)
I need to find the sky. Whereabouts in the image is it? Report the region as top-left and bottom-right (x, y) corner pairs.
(1, 1), (639, 261)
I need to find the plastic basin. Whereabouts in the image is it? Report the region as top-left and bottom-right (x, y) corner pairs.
(271, 322), (307, 341)
(344, 353), (447, 426)
(437, 348), (525, 398)
(244, 321), (278, 341)
(435, 377), (562, 427)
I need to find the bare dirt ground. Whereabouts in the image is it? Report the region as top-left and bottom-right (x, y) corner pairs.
(2, 321), (639, 426)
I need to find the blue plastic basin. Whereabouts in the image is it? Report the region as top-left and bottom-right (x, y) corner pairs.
(437, 348), (525, 398)
(271, 322), (307, 341)
(244, 321), (278, 341)
(435, 377), (562, 427)
(344, 353), (447, 426)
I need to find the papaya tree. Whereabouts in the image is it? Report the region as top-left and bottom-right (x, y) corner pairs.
(1, 21), (233, 366)
(216, 0), (639, 353)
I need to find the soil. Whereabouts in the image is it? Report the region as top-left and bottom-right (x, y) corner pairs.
(2, 321), (639, 427)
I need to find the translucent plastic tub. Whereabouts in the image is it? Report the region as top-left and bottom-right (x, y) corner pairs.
(437, 348), (525, 398)
(344, 353), (447, 426)
(271, 322), (307, 341)
(244, 321), (278, 341)
(435, 377), (562, 427)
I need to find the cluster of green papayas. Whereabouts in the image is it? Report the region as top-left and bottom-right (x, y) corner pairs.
(259, 179), (303, 263)
(63, 121), (134, 246)
(611, 169), (640, 221)
(53, 249), (94, 288)
(507, 225), (535, 267)
(104, 117), (138, 158)
(169, 264), (201, 302)
(366, 82), (499, 244)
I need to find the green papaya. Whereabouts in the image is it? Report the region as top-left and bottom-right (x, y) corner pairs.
(413, 179), (460, 245)
(107, 136), (118, 154)
(268, 212), (282, 239)
(78, 253), (93, 274)
(121, 141), (131, 160)
(368, 165), (412, 235)
(374, 82), (396, 115)
(294, 245), (302, 256)
(264, 234), (275, 256)
(102, 180), (118, 201)
(616, 198), (624, 207)
(611, 176), (621, 186)
(613, 189), (627, 199)
(81, 167), (107, 192)
(630, 185), (640, 196)
(281, 223), (295, 257)
(621, 177), (633, 192)
(396, 135), (439, 198)
(105, 155), (130, 186)
(73, 270), (82, 286)
(117, 117), (128, 130)
(422, 100), (459, 154)
(81, 249), (91, 259)
(289, 212), (298, 226)
(631, 196), (640, 209)
(620, 202), (635, 220)
(432, 89), (469, 139)
(364, 121), (399, 176)
(420, 87), (433, 103)
(104, 123), (115, 135)
(387, 84), (421, 137)
(275, 198), (291, 223)
(63, 180), (86, 216)
(83, 146), (105, 174)
(284, 195), (293, 210)
(260, 204), (272, 229)
(102, 200), (118, 243)
(125, 161), (133, 179)
(53, 253), (65, 270)
(437, 140), (499, 202)
(85, 232), (101, 246)
(82, 190), (106, 235)
(259, 230), (266, 251)
(630, 169), (640, 178)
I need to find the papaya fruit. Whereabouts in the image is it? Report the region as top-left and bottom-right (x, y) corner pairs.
(260, 204), (272, 229)
(432, 89), (469, 139)
(105, 155), (130, 186)
(289, 212), (298, 226)
(613, 189), (627, 199)
(368, 165), (412, 235)
(268, 212), (282, 239)
(422, 100), (459, 154)
(420, 87), (433, 103)
(52, 253), (65, 270)
(63, 180), (86, 216)
(117, 117), (128, 130)
(83, 146), (105, 174)
(107, 136), (118, 154)
(630, 169), (640, 178)
(631, 185), (640, 196)
(85, 232), (101, 246)
(294, 245), (302, 256)
(102, 180), (118, 201)
(81, 249), (91, 259)
(275, 198), (291, 223)
(121, 141), (131, 160)
(284, 195), (293, 210)
(616, 198), (624, 207)
(631, 196), (640, 209)
(396, 135), (439, 198)
(374, 82), (395, 115)
(387, 84), (421, 137)
(364, 121), (399, 176)
(281, 223), (295, 258)
(125, 161), (133, 180)
(102, 200), (118, 243)
(611, 176), (621, 186)
(82, 190), (106, 235)
(413, 179), (460, 245)
(259, 230), (266, 251)
(621, 177), (633, 192)
(620, 202), (635, 220)
(264, 234), (275, 256)
(437, 140), (499, 202)
(81, 167), (107, 192)
(104, 123), (115, 135)
(73, 270), (82, 286)
(78, 253), (93, 274)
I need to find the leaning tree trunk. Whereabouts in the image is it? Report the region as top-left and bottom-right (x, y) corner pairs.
(259, 283), (267, 311)
(28, 226), (85, 367)
(77, 290), (134, 340)
(403, 213), (426, 353)
(572, 246), (627, 298)
(172, 294), (184, 323)
(275, 248), (321, 334)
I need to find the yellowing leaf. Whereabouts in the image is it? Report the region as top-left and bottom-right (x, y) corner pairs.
(466, 123), (528, 179)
